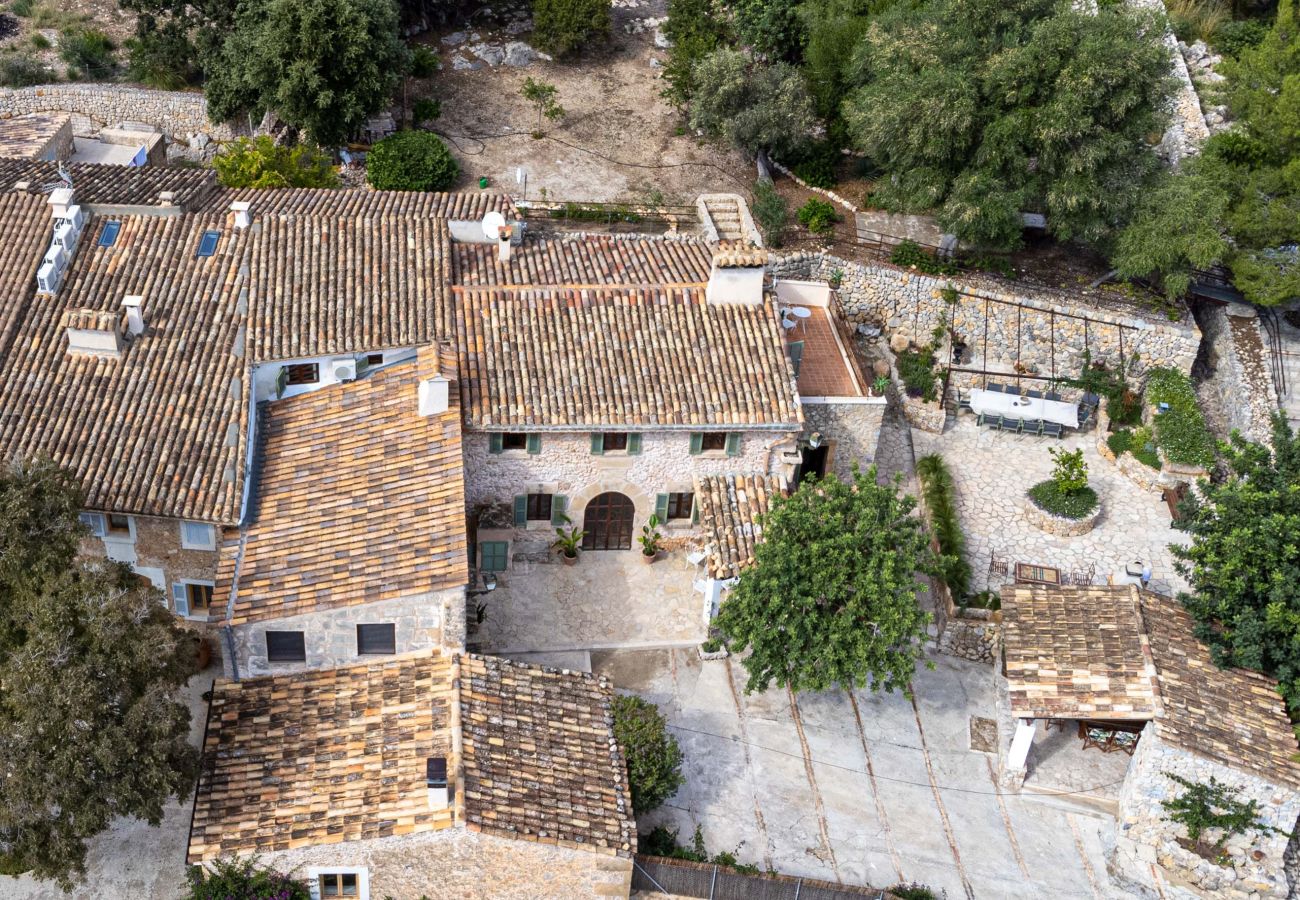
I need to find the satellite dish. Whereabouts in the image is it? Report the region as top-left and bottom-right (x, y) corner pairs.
(481, 211), (507, 241)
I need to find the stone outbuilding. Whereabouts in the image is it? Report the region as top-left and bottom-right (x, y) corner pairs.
(998, 584), (1300, 899)
(188, 651), (637, 900)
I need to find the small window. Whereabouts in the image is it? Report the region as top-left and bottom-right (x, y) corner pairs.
(666, 492), (694, 521)
(106, 513), (132, 536)
(196, 230), (220, 258)
(478, 540), (509, 573)
(79, 512), (106, 537)
(356, 623), (396, 656)
(186, 582), (213, 612)
(526, 493), (552, 522)
(180, 520), (216, 551)
(97, 221), (121, 248)
(700, 432), (728, 452)
(319, 872), (359, 897)
(603, 432), (629, 452)
(266, 631), (306, 663)
(285, 363), (319, 385)
(366, 353), (384, 367)
(501, 432), (528, 452)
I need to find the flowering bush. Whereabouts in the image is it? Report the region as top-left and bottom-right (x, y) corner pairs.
(186, 858), (311, 900)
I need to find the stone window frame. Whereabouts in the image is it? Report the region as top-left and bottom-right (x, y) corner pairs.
(179, 520), (217, 551)
(172, 579), (215, 617)
(355, 623), (396, 656)
(105, 513), (135, 540)
(665, 491), (694, 521)
(307, 866), (369, 900)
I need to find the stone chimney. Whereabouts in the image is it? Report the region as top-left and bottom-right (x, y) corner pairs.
(497, 224), (514, 263)
(122, 295), (144, 336)
(62, 309), (124, 359)
(230, 200), (251, 230)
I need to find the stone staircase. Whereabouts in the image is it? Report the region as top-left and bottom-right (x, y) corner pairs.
(695, 193), (763, 246)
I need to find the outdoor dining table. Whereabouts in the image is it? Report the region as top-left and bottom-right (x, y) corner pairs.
(969, 388), (1080, 428)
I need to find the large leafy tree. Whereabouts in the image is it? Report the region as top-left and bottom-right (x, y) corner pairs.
(716, 467), (935, 695)
(1171, 415), (1300, 718)
(204, 0), (409, 147)
(841, 0), (1174, 249)
(688, 48), (817, 159)
(0, 458), (199, 888)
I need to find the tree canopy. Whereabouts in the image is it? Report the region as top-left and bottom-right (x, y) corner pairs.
(715, 467), (935, 695)
(1171, 415), (1300, 719)
(366, 130), (460, 191)
(841, 0), (1174, 249)
(0, 458), (199, 888)
(611, 694), (684, 814)
(214, 136), (339, 188)
(204, 0), (408, 146)
(688, 47), (817, 159)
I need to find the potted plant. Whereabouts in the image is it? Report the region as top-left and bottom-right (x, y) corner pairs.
(552, 513), (586, 565)
(638, 514), (662, 564)
(872, 375), (890, 397)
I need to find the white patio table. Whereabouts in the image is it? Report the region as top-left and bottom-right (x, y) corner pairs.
(969, 388), (1079, 428)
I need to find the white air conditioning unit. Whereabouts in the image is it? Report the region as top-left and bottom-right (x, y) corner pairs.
(58, 204), (84, 232)
(37, 260), (62, 295)
(332, 359), (358, 382)
(43, 243), (66, 272)
(53, 221), (77, 253)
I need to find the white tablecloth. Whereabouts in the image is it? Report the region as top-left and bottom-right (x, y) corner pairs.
(969, 388), (1079, 428)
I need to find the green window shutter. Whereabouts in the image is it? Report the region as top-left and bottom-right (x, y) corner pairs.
(479, 541), (509, 573)
(628, 433), (643, 455)
(590, 433), (604, 455)
(655, 493), (669, 521)
(512, 495), (527, 526)
(689, 433), (704, 455)
(356, 355), (370, 375)
(275, 366), (289, 399)
(526, 433), (541, 455)
(489, 433), (505, 455)
(551, 495), (569, 526)
(692, 496), (700, 525)
(725, 432), (742, 457)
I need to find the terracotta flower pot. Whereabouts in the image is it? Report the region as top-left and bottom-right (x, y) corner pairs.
(641, 550), (657, 565)
(561, 551), (578, 566)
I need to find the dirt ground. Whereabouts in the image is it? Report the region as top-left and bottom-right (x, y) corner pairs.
(412, 0), (750, 204)
(0, 1), (137, 79)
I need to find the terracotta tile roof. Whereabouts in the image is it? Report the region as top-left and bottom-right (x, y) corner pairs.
(187, 653), (457, 863)
(453, 233), (713, 287)
(219, 345), (467, 626)
(203, 186), (516, 220)
(712, 240), (767, 269)
(244, 212), (454, 360)
(61, 307), (120, 332)
(0, 211), (250, 523)
(0, 114), (70, 158)
(694, 474), (785, 579)
(454, 286), (801, 429)
(0, 159), (220, 209)
(459, 654), (635, 857)
(1138, 591), (1300, 790)
(0, 191), (60, 353)
(1001, 585), (1159, 720)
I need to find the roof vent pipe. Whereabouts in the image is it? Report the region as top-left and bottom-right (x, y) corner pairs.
(497, 225), (513, 263)
(122, 295), (144, 336)
(230, 201), (251, 230)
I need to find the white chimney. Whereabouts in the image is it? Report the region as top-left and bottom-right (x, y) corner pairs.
(706, 243), (767, 306)
(230, 201), (251, 230)
(47, 187), (73, 221)
(418, 375), (450, 416)
(122, 295), (144, 336)
(497, 224), (514, 263)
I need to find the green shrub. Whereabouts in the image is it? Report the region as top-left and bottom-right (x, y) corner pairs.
(532, 0), (611, 57)
(214, 136), (338, 188)
(796, 197), (839, 234)
(59, 28), (115, 77)
(186, 857), (311, 900)
(890, 239), (957, 276)
(29, 33), (49, 49)
(890, 884), (939, 900)
(788, 137), (842, 189)
(408, 45), (438, 77)
(897, 345), (938, 402)
(962, 252), (1016, 279)
(1165, 0), (1228, 45)
(1146, 367), (1215, 468)
(1028, 480), (1099, 520)
(641, 824), (708, 861)
(1212, 18), (1268, 58)
(1161, 772), (1285, 846)
(1048, 446), (1088, 495)
(126, 23), (199, 89)
(1131, 426), (1161, 469)
(751, 179), (788, 247)
(9, 0), (33, 16)
(366, 131), (459, 191)
(612, 694), (684, 814)
(662, 0), (731, 105)
(1107, 429), (1134, 456)
(0, 53), (49, 87)
(700, 636), (722, 653)
(412, 98), (441, 124)
(916, 453), (970, 600)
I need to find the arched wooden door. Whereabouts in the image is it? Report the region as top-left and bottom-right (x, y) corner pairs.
(582, 492), (635, 551)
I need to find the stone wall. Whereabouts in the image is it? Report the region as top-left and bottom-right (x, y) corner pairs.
(252, 824), (633, 900)
(79, 513), (219, 610)
(0, 85), (246, 155)
(1126, 0), (1211, 163)
(1022, 495), (1103, 536)
(770, 252), (1201, 402)
(228, 586), (465, 678)
(938, 609), (1002, 665)
(1108, 730), (1300, 899)
(1197, 304), (1280, 445)
(463, 429), (797, 557)
(801, 401), (886, 479)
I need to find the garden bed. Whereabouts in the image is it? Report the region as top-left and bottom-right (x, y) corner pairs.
(1023, 488), (1103, 536)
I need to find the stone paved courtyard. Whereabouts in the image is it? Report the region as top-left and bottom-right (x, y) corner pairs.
(913, 418), (1189, 596)
(599, 647), (1119, 899)
(471, 550), (707, 653)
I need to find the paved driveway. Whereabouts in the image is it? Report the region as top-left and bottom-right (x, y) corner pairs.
(595, 648), (1118, 899)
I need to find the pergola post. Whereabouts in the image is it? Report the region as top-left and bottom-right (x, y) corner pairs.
(1004, 718), (1036, 788)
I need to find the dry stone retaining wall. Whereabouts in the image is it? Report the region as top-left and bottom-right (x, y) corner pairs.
(1198, 303), (1280, 445)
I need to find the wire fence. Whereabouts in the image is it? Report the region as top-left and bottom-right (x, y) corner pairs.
(632, 855), (898, 900)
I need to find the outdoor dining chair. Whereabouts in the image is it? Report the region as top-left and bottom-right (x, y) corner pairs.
(1042, 422), (1063, 438)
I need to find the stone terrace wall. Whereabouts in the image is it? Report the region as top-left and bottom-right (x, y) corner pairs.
(770, 252), (1202, 400)
(1108, 730), (1300, 900)
(1197, 304), (1280, 445)
(1128, 0), (1212, 163)
(0, 84), (245, 151)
